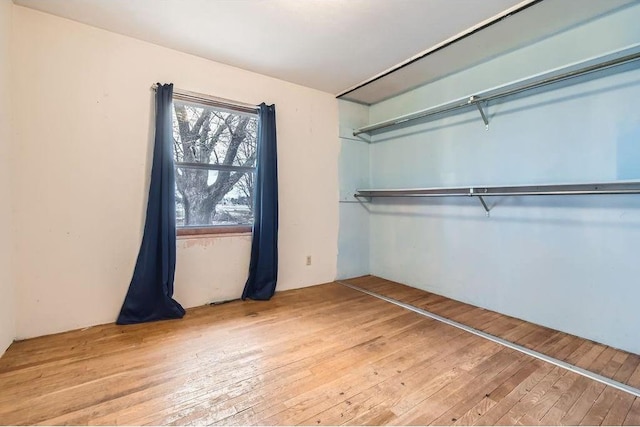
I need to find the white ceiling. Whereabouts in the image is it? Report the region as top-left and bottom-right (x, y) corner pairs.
(14, 0), (527, 95)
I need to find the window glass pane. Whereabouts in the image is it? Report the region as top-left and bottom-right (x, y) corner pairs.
(172, 101), (257, 168)
(175, 168), (254, 227)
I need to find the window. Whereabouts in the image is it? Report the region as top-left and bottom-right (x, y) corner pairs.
(172, 98), (258, 235)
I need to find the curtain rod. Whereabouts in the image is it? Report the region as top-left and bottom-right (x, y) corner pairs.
(151, 84), (259, 114)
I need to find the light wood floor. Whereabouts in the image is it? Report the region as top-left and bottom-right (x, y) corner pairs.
(343, 277), (640, 385)
(0, 278), (638, 425)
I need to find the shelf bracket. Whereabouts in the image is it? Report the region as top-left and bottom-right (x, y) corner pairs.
(353, 193), (371, 203)
(469, 96), (489, 130)
(476, 195), (490, 217)
(469, 188), (491, 216)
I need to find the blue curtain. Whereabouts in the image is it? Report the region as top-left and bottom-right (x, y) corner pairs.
(242, 103), (279, 300)
(117, 83), (185, 324)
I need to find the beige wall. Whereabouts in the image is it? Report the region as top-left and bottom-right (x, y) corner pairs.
(11, 6), (340, 339)
(0, 0), (15, 355)
(0, 0), (15, 354)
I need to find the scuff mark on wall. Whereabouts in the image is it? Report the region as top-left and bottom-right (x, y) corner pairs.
(178, 235), (252, 249)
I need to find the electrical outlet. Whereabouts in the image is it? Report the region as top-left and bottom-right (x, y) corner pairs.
(306, 256), (312, 266)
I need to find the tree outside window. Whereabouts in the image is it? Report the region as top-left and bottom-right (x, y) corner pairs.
(172, 100), (258, 231)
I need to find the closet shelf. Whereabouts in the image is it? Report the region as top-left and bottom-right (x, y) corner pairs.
(354, 181), (640, 216)
(353, 45), (640, 137)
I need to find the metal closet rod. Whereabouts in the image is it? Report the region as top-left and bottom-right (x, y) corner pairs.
(355, 182), (640, 198)
(355, 182), (640, 217)
(353, 48), (640, 137)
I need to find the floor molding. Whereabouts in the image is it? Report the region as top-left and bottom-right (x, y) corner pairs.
(337, 280), (640, 398)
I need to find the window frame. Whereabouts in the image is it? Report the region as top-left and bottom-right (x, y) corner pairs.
(171, 91), (259, 237)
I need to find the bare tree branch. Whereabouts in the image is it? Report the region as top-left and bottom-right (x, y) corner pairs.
(172, 101), (257, 226)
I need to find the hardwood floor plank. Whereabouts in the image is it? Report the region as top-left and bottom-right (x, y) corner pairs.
(304, 337), (481, 425)
(1, 277), (638, 426)
(274, 330), (494, 425)
(580, 354), (640, 426)
(393, 349), (528, 425)
(559, 380), (608, 423)
(475, 362), (555, 425)
(623, 398), (640, 426)
(335, 338), (499, 425)
(515, 372), (579, 425)
(431, 356), (535, 425)
(548, 336), (590, 362)
(342, 276), (640, 395)
(614, 355), (640, 383)
(626, 363), (640, 389)
(495, 367), (567, 425)
(602, 393), (636, 426)
(581, 387), (625, 426)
